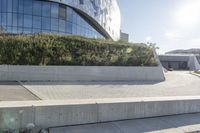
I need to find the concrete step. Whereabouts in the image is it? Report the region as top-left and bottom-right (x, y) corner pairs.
(1, 96), (200, 131)
(49, 113), (200, 133)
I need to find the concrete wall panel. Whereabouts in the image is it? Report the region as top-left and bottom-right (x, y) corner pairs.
(1, 97), (200, 131)
(35, 104), (98, 128)
(0, 65), (165, 81)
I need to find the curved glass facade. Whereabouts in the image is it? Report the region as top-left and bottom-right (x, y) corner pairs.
(49, 0), (121, 40)
(0, 0), (121, 40)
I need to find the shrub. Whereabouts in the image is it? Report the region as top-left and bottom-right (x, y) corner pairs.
(195, 70), (200, 74)
(0, 34), (157, 66)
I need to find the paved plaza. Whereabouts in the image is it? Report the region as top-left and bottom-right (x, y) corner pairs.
(0, 82), (38, 101)
(0, 71), (200, 101)
(22, 71), (200, 100)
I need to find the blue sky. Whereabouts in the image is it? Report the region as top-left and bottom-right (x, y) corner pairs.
(118, 0), (200, 54)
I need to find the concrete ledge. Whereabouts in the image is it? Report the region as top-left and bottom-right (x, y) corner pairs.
(0, 65), (165, 81)
(49, 113), (200, 133)
(1, 96), (200, 130)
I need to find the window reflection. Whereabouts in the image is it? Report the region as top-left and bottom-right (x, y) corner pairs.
(51, 3), (59, 18)
(66, 22), (72, 34)
(12, 13), (18, 27)
(24, 0), (32, 15)
(59, 19), (65, 33)
(17, 14), (23, 27)
(33, 16), (41, 29)
(24, 15), (32, 28)
(42, 17), (50, 30)
(13, 0), (18, 13)
(59, 5), (66, 20)
(66, 7), (73, 22)
(18, 0), (23, 13)
(7, 13), (12, 26)
(7, 0), (12, 12)
(42, 2), (51, 17)
(33, 1), (42, 16)
(2, 0), (7, 13)
(2, 13), (7, 26)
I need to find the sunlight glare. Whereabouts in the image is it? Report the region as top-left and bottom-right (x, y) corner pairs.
(174, 0), (200, 27)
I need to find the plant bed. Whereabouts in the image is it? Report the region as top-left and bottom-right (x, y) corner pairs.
(195, 70), (200, 75)
(0, 34), (157, 66)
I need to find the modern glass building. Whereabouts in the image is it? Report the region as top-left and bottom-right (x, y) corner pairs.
(0, 0), (121, 40)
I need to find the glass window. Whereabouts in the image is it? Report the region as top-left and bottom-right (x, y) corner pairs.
(42, 17), (51, 30)
(7, 13), (12, 26)
(89, 30), (92, 38)
(66, 22), (72, 33)
(7, 0), (13, 12)
(0, 13), (1, 25)
(24, 0), (33, 15)
(66, 7), (73, 22)
(59, 19), (65, 32)
(23, 28), (32, 34)
(79, 0), (84, 5)
(13, 0), (18, 13)
(85, 22), (89, 29)
(51, 3), (59, 18)
(59, 5), (66, 20)
(51, 18), (58, 31)
(90, 31), (93, 38)
(0, 1), (1, 13)
(2, 0), (7, 12)
(77, 25), (81, 34)
(73, 11), (77, 24)
(24, 15), (32, 28)
(88, 24), (92, 30)
(84, 28), (88, 36)
(83, 19), (89, 28)
(33, 16), (41, 29)
(12, 27), (18, 34)
(72, 24), (77, 34)
(77, 15), (81, 26)
(86, 29), (90, 37)
(2, 13), (7, 26)
(81, 21), (85, 28)
(80, 27), (84, 36)
(42, 2), (51, 17)
(18, 0), (24, 13)
(17, 14), (23, 27)
(12, 13), (18, 27)
(33, 1), (42, 16)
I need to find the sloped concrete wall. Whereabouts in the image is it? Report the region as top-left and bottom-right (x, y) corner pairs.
(188, 56), (200, 70)
(1, 97), (200, 131)
(0, 65), (165, 81)
(193, 56), (200, 70)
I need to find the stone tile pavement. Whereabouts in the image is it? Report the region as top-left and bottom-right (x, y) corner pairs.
(0, 82), (39, 101)
(22, 71), (200, 100)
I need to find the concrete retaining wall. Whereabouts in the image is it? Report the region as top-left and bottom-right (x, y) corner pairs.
(0, 65), (165, 81)
(1, 97), (200, 131)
